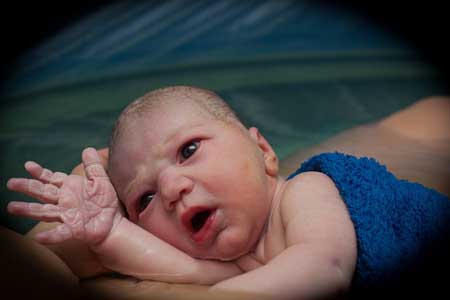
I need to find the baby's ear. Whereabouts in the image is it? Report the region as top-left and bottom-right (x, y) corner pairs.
(248, 127), (279, 176)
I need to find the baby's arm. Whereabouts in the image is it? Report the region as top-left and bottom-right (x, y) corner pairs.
(93, 215), (241, 284)
(212, 172), (357, 299)
(8, 148), (241, 284)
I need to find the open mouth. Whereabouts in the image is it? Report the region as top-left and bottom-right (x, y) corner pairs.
(182, 207), (217, 243)
(191, 209), (212, 233)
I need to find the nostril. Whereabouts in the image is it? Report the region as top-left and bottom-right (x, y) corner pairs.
(164, 196), (177, 211)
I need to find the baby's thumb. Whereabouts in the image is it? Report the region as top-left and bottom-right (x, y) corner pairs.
(82, 148), (108, 180)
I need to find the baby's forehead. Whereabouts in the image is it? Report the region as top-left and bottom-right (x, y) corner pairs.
(110, 88), (241, 157)
(133, 100), (216, 130)
(118, 86), (239, 132)
(121, 102), (215, 144)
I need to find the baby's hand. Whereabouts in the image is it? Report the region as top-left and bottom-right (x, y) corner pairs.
(7, 148), (122, 246)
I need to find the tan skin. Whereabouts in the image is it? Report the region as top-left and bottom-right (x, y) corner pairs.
(280, 96), (450, 197)
(3, 96), (450, 299)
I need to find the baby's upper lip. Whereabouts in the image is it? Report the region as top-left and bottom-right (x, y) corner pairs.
(181, 205), (213, 234)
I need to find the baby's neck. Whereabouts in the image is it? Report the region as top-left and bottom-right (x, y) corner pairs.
(251, 176), (287, 261)
(271, 176), (288, 206)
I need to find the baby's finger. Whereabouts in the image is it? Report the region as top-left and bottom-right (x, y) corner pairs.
(34, 223), (73, 244)
(82, 147), (108, 180)
(7, 201), (62, 223)
(25, 161), (67, 187)
(24, 161), (52, 182)
(7, 178), (59, 204)
(48, 171), (67, 187)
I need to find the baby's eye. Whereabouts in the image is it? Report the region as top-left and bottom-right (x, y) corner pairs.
(139, 192), (155, 213)
(180, 141), (199, 161)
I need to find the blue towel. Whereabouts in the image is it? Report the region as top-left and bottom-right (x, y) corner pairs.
(287, 152), (450, 291)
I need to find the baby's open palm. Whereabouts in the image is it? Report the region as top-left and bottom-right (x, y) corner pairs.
(7, 148), (122, 246)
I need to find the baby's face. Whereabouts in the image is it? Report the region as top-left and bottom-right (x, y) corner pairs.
(109, 99), (278, 260)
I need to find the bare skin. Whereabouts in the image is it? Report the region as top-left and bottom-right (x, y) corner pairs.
(25, 148), (111, 278)
(7, 93), (357, 300)
(8, 147), (243, 282)
(23, 97), (449, 283)
(3, 95), (449, 299)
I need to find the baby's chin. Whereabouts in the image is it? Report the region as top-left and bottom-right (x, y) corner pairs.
(195, 233), (255, 261)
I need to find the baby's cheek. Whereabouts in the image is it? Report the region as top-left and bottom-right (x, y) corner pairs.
(216, 225), (252, 260)
(238, 159), (261, 184)
(138, 213), (164, 238)
(241, 159), (251, 174)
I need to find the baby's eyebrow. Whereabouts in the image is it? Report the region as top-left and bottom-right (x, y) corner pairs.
(162, 123), (206, 148)
(162, 129), (181, 148)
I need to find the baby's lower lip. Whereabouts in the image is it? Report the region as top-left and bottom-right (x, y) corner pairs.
(192, 209), (218, 243)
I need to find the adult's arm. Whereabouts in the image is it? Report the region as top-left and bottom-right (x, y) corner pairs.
(0, 225), (82, 299)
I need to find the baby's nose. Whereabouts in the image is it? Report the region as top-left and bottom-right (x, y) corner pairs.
(159, 167), (193, 210)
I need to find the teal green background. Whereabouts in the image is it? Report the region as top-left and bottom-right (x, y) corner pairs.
(1, 1), (448, 233)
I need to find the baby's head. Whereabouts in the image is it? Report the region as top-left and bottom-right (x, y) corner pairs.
(108, 86), (280, 260)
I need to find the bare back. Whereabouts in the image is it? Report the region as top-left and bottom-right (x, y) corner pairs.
(280, 97), (450, 196)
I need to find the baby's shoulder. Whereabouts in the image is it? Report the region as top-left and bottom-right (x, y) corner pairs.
(282, 171), (339, 197)
(279, 171), (344, 222)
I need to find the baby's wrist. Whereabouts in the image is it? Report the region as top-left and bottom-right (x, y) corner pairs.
(89, 214), (125, 253)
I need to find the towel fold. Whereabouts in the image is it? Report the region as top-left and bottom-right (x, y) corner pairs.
(287, 152), (450, 291)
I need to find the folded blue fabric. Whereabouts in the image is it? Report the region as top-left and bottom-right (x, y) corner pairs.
(287, 152), (450, 290)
